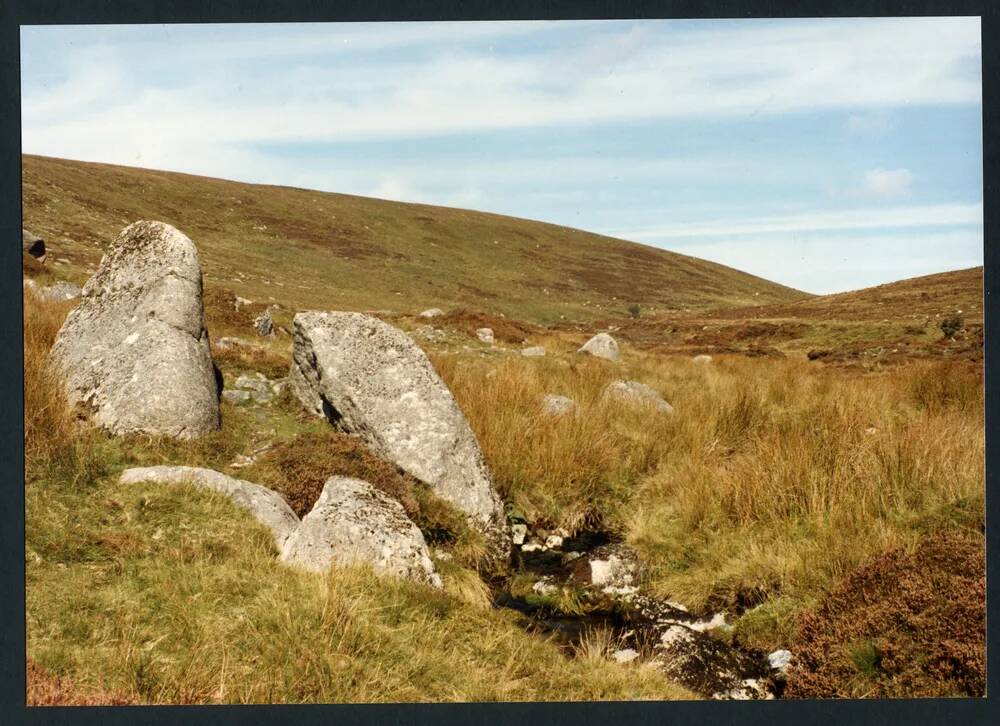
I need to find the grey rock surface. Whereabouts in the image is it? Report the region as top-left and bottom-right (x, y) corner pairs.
(602, 380), (674, 414)
(419, 308), (444, 318)
(578, 332), (620, 361)
(50, 221), (221, 438)
(120, 465), (299, 548)
(288, 311), (509, 555)
(280, 476), (442, 587)
(541, 394), (575, 417)
(476, 327), (495, 344)
(254, 309), (274, 337)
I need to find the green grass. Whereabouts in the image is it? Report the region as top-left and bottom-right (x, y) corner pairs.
(22, 154), (807, 325)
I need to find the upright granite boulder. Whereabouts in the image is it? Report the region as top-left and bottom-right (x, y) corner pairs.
(280, 476), (442, 587)
(49, 221), (221, 438)
(289, 311), (509, 556)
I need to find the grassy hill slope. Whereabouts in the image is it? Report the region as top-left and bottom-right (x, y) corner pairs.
(22, 154), (807, 324)
(707, 266), (982, 323)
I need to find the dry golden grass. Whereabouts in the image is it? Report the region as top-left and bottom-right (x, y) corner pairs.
(436, 342), (983, 623)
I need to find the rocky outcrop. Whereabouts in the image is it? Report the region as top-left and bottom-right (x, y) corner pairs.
(222, 372), (282, 405)
(288, 311), (509, 555)
(280, 476), (442, 587)
(23, 229), (46, 260)
(602, 380), (674, 414)
(578, 333), (619, 361)
(49, 221), (220, 438)
(120, 466), (299, 548)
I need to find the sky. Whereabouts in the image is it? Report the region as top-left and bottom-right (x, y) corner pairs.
(20, 18), (983, 294)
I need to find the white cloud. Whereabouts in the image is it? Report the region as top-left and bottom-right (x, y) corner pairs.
(611, 202), (982, 241)
(21, 17), (982, 168)
(862, 168), (914, 199)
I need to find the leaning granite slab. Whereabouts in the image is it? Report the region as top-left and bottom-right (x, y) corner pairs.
(289, 311), (509, 555)
(49, 221), (220, 438)
(120, 466), (299, 548)
(280, 476), (442, 588)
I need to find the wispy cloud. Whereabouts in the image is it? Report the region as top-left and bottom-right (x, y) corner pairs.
(611, 203), (982, 242)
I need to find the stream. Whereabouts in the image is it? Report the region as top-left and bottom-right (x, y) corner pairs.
(491, 530), (787, 700)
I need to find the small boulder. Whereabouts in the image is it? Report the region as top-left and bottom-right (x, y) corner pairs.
(419, 308), (444, 318)
(578, 332), (619, 361)
(521, 346), (545, 357)
(22, 229), (46, 260)
(280, 476), (442, 587)
(289, 311), (509, 555)
(768, 649), (793, 674)
(541, 394), (575, 417)
(569, 543), (643, 593)
(692, 354), (713, 364)
(253, 309), (274, 337)
(476, 327), (495, 344)
(602, 380), (674, 414)
(222, 389), (252, 405)
(120, 466), (299, 548)
(612, 648), (640, 664)
(49, 221), (221, 438)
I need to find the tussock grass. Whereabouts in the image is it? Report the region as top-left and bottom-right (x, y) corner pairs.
(437, 345), (983, 630)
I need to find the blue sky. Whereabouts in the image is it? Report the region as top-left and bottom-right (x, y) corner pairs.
(20, 18), (983, 294)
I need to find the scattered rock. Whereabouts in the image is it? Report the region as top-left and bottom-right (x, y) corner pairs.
(578, 332), (619, 361)
(521, 346), (545, 357)
(602, 380), (674, 414)
(414, 325), (447, 343)
(692, 354), (713, 364)
(49, 221), (221, 438)
(22, 229), (46, 260)
(511, 523), (528, 546)
(545, 534), (564, 549)
(532, 578), (559, 596)
(541, 394), (575, 417)
(280, 476), (442, 587)
(31, 281), (82, 302)
(476, 327), (495, 344)
(419, 308), (444, 318)
(569, 543), (642, 593)
(222, 389), (252, 405)
(253, 309), (274, 337)
(289, 311), (509, 555)
(234, 296), (253, 310)
(612, 648), (640, 664)
(768, 649), (793, 674)
(120, 466), (299, 548)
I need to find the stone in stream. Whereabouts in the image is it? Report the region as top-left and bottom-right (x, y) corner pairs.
(280, 476), (442, 588)
(120, 466), (299, 548)
(288, 311), (509, 556)
(49, 221), (221, 438)
(602, 380), (674, 414)
(578, 332), (619, 361)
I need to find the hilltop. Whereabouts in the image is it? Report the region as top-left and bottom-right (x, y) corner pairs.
(21, 154), (807, 324)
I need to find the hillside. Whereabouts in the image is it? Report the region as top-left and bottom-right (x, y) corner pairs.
(706, 266), (983, 323)
(21, 154), (807, 324)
